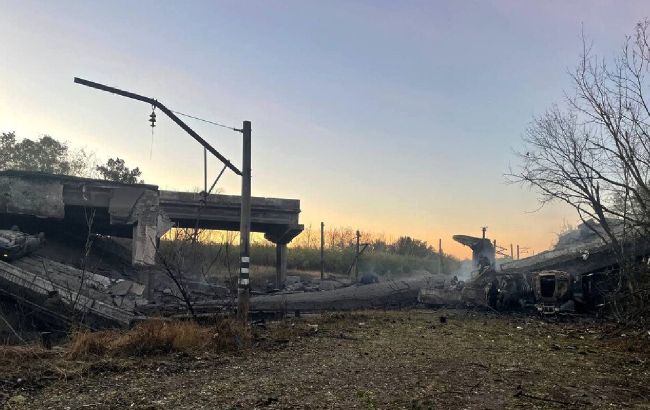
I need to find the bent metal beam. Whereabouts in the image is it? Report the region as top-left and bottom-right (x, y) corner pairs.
(73, 77), (242, 176)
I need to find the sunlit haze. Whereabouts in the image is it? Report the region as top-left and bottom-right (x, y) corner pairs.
(1, 0), (647, 258)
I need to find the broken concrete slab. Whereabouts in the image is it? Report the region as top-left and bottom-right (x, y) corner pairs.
(248, 275), (436, 311)
(117, 297), (136, 312)
(129, 282), (146, 297)
(285, 275), (301, 286)
(109, 280), (134, 296)
(317, 280), (343, 291)
(0, 257), (135, 328)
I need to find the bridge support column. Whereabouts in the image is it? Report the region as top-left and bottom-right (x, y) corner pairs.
(265, 225), (304, 289)
(276, 243), (287, 289)
(132, 222), (157, 266)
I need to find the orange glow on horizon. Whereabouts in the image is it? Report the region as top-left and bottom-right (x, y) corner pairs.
(163, 224), (560, 262)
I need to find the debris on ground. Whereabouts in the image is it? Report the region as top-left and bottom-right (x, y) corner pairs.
(1, 310), (648, 409)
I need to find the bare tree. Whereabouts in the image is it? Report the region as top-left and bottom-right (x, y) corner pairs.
(155, 226), (209, 320)
(508, 20), (650, 313)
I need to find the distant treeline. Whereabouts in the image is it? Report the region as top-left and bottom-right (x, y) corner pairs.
(254, 244), (458, 276)
(164, 227), (460, 277)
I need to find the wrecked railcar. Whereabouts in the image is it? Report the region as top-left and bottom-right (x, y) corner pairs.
(532, 270), (573, 314)
(420, 226), (650, 314)
(419, 267), (582, 313)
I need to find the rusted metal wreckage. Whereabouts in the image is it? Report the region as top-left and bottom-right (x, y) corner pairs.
(419, 224), (650, 314)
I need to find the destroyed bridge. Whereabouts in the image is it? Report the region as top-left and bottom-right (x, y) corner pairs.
(0, 170), (303, 281)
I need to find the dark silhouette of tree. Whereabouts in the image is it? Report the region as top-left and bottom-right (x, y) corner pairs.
(95, 157), (143, 184)
(1, 133), (143, 182)
(0, 132), (16, 170)
(0, 133), (82, 175)
(390, 236), (433, 258)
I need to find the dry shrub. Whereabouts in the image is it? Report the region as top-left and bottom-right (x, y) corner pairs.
(0, 344), (50, 363)
(68, 319), (251, 359)
(212, 318), (252, 351)
(110, 320), (208, 356)
(67, 330), (114, 358)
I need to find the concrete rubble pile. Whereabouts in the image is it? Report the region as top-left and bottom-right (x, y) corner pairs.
(0, 225), (150, 332)
(270, 275), (348, 293)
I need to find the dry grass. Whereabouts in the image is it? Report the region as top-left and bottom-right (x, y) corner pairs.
(3, 310), (650, 409)
(68, 319), (251, 359)
(0, 344), (51, 362)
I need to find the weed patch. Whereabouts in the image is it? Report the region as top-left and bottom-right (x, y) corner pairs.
(68, 319), (251, 359)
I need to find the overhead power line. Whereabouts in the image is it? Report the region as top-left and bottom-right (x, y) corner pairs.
(170, 110), (242, 133)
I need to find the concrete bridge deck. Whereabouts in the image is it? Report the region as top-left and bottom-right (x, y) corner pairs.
(159, 190), (303, 243)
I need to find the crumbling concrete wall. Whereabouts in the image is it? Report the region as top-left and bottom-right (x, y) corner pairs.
(0, 171), (302, 271)
(0, 171), (170, 267)
(0, 176), (65, 218)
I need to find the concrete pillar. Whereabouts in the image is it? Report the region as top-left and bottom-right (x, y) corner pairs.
(132, 222), (157, 266)
(137, 268), (156, 301)
(276, 243), (287, 289)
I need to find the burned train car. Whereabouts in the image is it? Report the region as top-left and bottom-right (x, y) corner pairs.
(419, 225), (650, 314)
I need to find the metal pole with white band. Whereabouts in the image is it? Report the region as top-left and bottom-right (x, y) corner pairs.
(237, 121), (252, 321)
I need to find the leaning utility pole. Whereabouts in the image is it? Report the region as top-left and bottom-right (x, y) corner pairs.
(237, 121), (252, 321)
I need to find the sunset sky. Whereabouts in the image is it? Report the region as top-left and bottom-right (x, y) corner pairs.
(1, 1), (647, 258)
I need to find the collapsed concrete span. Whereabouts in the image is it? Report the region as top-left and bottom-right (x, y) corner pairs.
(145, 274), (444, 317)
(249, 275), (437, 312)
(0, 170), (303, 286)
(0, 256), (139, 328)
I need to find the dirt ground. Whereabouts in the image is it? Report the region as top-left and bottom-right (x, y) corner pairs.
(1, 309), (649, 409)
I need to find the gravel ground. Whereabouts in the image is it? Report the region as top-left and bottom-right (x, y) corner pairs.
(2, 309), (649, 409)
